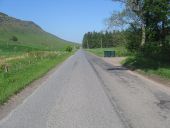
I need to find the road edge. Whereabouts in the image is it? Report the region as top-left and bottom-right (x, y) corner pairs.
(86, 51), (170, 92)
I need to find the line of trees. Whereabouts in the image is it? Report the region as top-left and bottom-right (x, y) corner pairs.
(82, 31), (125, 48)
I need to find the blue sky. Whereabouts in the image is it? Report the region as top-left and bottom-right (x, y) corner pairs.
(0, 0), (122, 43)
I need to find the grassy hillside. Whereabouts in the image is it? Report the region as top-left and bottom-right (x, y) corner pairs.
(0, 12), (73, 52)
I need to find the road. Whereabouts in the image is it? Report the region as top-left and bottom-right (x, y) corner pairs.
(0, 50), (170, 128)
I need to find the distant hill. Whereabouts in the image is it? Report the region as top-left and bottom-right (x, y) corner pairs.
(0, 12), (74, 51)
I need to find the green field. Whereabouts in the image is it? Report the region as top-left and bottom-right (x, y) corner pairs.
(86, 46), (130, 57)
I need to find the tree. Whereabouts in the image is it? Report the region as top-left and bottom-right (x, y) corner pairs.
(65, 46), (73, 52)
(109, 0), (170, 46)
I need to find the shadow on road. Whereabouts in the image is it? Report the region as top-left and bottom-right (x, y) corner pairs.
(106, 66), (127, 71)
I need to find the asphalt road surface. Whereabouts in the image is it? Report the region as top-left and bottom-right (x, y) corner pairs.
(0, 50), (170, 128)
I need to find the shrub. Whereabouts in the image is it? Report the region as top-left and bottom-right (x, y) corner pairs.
(140, 40), (170, 62)
(76, 45), (80, 49)
(11, 36), (18, 41)
(65, 46), (73, 52)
(125, 30), (141, 53)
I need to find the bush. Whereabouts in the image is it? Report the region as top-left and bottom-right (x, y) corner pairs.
(140, 40), (170, 62)
(65, 46), (73, 52)
(11, 36), (18, 41)
(125, 30), (141, 53)
(76, 45), (80, 49)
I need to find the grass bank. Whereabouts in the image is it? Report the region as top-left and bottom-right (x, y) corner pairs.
(86, 46), (130, 57)
(0, 51), (73, 104)
(122, 56), (170, 80)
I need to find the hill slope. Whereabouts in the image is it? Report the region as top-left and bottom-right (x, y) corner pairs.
(0, 12), (73, 51)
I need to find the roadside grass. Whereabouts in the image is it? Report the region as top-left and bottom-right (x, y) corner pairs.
(122, 56), (170, 79)
(0, 51), (73, 104)
(86, 46), (130, 57)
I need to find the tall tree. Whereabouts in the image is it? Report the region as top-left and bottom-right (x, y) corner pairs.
(108, 0), (170, 45)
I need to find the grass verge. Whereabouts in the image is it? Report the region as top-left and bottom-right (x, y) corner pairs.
(0, 51), (73, 104)
(86, 46), (130, 57)
(122, 56), (170, 80)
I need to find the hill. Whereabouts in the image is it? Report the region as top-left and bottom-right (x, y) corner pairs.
(0, 12), (73, 53)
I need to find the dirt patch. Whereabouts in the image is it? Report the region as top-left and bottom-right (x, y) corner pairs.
(102, 57), (126, 67)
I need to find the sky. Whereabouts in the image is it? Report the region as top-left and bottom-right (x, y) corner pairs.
(0, 0), (123, 43)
